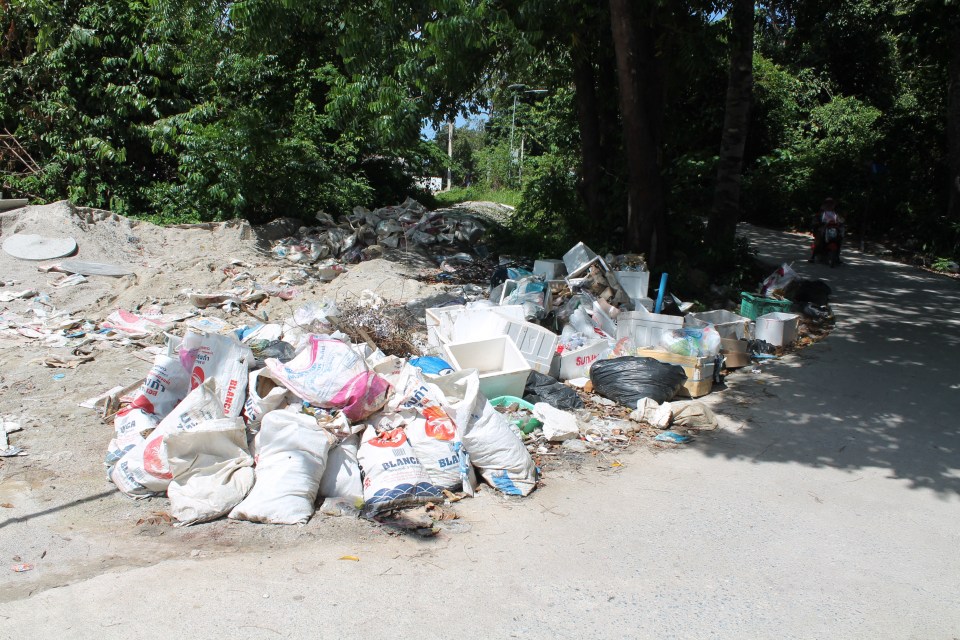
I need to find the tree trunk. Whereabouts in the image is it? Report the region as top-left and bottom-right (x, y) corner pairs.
(707, 0), (755, 245)
(572, 37), (605, 225)
(608, 0), (667, 264)
(948, 18), (960, 230)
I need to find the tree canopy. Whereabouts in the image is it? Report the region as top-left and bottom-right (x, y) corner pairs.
(1, 0), (958, 262)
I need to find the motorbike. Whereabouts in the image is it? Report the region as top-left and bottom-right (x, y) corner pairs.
(811, 219), (844, 267)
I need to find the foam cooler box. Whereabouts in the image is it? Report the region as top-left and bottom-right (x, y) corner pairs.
(634, 348), (716, 398)
(754, 312), (800, 347)
(616, 311), (684, 349)
(443, 335), (531, 400)
(550, 340), (610, 380)
(685, 309), (751, 340)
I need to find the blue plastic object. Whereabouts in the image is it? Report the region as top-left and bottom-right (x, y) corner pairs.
(654, 273), (668, 313)
(654, 431), (692, 444)
(409, 356), (455, 376)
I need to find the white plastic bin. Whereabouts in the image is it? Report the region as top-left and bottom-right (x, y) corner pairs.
(614, 270), (650, 299)
(616, 310), (684, 348)
(443, 336), (531, 400)
(754, 312), (799, 346)
(685, 309), (751, 340)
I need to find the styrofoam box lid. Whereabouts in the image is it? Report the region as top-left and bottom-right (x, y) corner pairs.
(502, 319), (559, 374)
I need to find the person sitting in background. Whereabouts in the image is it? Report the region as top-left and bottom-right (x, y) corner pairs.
(809, 197), (842, 262)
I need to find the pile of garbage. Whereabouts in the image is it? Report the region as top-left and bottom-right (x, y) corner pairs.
(101, 299), (541, 527)
(417, 243), (836, 429)
(270, 198), (491, 267)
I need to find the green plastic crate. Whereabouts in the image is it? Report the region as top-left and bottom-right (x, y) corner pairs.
(740, 292), (792, 320)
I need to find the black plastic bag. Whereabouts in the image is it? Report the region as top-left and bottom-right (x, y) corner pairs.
(589, 357), (687, 406)
(793, 279), (832, 305)
(523, 371), (584, 410)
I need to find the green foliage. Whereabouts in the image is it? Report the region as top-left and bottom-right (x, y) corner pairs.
(433, 187), (521, 208)
(499, 153), (588, 258)
(744, 55), (882, 229)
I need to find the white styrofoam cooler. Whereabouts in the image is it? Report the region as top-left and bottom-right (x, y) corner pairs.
(614, 270), (650, 299)
(425, 304), (524, 347)
(685, 309), (751, 340)
(754, 312), (799, 346)
(550, 340), (610, 380)
(533, 259), (566, 280)
(562, 242), (599, 276)
(443, 335), (531, 399)
(616, 310), (684, 348)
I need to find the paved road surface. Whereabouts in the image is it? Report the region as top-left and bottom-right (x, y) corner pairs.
(1, 225), (957, 639)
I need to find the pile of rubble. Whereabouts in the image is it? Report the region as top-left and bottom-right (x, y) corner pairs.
(0, 198), (834, 528)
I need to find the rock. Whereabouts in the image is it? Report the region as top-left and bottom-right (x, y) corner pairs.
(562, 438), (588, 453)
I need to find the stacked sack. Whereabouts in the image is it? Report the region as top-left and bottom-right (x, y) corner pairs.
(104, 312), (537, 526)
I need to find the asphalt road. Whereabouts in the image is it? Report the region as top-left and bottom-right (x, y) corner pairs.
(1, 225), (958, 639)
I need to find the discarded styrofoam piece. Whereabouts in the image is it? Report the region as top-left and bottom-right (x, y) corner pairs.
(563, 242), (599, 276)
(616, 310), (684, 349)
(613, 270), (650, 299)
(56, 260), (135, 277)
(443, 335), (531, 400)
(550, 339), (610, 380)
(533, 259), (567, 280)
(446, 305), (524, 345)
(630, 296), (654, 312)
(501, 318), (560, 375)
(685, 309), (751, 340)
(564, 255), (611, 280)
(533, 403), (580, 442)
(2, 233), (77, 260)
(754, 311), (799, 346)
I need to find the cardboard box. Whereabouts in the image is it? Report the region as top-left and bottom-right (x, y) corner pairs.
(443, 335), (531, 400)
(720, 338), (750, 368)
(635, 348), (715, 398)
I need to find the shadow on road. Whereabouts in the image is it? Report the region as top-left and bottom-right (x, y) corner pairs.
(696, 225), (960, 496)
